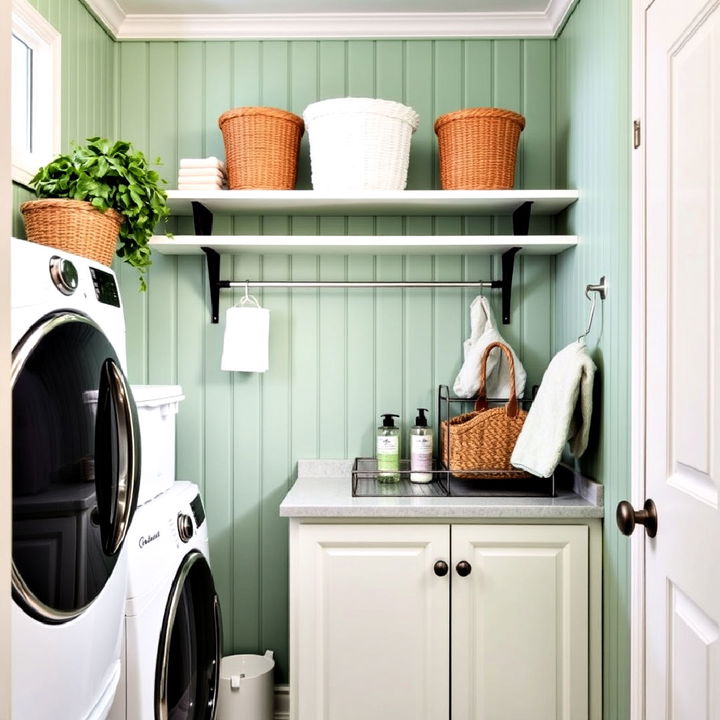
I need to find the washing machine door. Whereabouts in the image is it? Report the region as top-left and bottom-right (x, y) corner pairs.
(156, 550), (222, 720)
(11, 311), (141, 623)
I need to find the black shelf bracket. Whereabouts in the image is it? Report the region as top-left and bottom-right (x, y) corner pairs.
(500, 247), (521, 325)
(512, 200), (533, 235)
(202, 247), (223, 324)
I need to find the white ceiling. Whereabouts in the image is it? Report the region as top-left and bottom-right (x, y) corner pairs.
(84, 0), (577, 39)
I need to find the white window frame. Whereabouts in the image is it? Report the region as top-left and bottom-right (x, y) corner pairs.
(11, 0), (60, 186)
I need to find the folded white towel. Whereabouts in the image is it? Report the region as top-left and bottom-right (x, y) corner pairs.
(221, 297), (270, 372)
(178, 168), (226, 180)
(177, 182), (227, 191)
(511, 341), (596, 478)
(179, 156), (226, 171)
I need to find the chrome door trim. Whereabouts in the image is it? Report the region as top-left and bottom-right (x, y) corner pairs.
(11, 311), (99, 624)
(156, 550), (221, 720)
(104, 358), (140, 555)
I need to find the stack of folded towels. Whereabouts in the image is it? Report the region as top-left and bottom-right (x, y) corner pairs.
(177, 157), (227, 191)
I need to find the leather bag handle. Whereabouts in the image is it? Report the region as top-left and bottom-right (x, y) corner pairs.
(475, 341), (519, 418)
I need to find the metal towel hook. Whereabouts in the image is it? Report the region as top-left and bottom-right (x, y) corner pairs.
(578, 276), (608, 343)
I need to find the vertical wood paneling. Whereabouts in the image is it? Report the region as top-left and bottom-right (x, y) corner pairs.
(108, 38), (558, 683)
(555, 1), (631, 718)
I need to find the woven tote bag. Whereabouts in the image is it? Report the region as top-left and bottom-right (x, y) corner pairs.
(441, 341), (528, 478)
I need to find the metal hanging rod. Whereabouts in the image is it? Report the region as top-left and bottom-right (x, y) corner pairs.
(222, 280), (499, 290)
(191, 201), (531, 325)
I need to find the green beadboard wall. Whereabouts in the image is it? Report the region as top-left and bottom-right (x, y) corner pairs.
(12, 0), (115, 235)
(555, 1), (631, 718)
(114, 38), (557, 680)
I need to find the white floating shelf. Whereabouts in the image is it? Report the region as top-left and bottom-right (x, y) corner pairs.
(166, 189), (579, 217)
(150, 235), (578, 256)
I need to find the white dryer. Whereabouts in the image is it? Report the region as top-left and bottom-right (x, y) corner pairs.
(11, 238), (141, 720)
(109, 481), (222, 720)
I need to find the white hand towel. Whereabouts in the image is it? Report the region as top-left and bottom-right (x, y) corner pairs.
(454, 295), (527, 399)
(221, 295), (270, 373)
(511, 341), (596, 477)
(178, 168), (226, 181)
(180, 156), (225, 171)
(177, 182), (227, 191)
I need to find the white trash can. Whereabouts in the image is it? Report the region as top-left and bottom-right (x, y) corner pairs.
(217, 650), (275, 720)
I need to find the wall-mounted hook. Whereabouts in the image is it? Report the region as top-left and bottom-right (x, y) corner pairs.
(578, 276), (608, 343)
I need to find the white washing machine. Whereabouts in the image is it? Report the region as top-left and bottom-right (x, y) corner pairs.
(109, 481), (222, 720)
(11, 238), (141, 719)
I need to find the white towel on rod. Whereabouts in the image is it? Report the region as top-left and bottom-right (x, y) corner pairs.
(221, 294), (270, 373)
(454, 295), (527, 399)
(510, 341), (596, 478)
(179, 156), (225, 171)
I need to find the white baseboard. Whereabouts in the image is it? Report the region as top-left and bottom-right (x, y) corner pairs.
(275, 684), (290, 720)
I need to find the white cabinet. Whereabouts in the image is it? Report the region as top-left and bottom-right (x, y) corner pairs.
(451, 524), (588, 720)
(294, 524), (450, 720)
(290, 522), (591, 720)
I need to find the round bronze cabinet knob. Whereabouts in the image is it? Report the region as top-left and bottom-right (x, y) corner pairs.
(433, 560), (449, 577)
(456, 560), (472, 577)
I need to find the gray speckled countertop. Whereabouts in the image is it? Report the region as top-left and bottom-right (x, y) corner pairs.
(279, 460), (604, 519)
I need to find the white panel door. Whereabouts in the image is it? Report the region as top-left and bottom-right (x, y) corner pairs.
(644, 0), (720, 717)
(451, 524), (589, 720)
(295, 523), (449, 720)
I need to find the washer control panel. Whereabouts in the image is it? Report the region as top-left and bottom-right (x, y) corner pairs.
(89, 266), (121, 307)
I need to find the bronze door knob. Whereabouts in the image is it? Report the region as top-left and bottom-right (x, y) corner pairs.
(616, 499), (657, 538)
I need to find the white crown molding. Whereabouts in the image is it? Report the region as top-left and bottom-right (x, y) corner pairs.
(83, 1), (577, 40)
(80, 0), (125, 38)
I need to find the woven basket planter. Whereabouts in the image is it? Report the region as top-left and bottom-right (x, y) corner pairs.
(434, 108), (526, 190)
(303, 98), (420, 191)
(218, 106), (304, 190)
(21, 199), (122, 267)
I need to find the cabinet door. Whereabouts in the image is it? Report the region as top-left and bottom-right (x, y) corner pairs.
(451, 524), (589, 720)
(294, 523), (449, 720)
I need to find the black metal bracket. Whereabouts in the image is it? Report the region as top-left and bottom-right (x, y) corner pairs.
(500, 247), (521, 324)
(202, 247), (223, 324)
(512, 201), (533, 235)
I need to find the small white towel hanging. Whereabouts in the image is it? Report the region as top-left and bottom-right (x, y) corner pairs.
(221, 285), (270, 372)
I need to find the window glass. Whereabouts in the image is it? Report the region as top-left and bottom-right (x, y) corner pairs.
(11, 0), (60, 185)
(11, 35), (33, 155)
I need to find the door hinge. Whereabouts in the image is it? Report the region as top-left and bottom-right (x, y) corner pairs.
(633, 119), (641, 149)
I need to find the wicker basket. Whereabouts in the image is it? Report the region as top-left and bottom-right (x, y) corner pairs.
(21, 199), (122, 267)
(434, 108), (526, 190)
(218, 106), (304, 190)
(440, 342), (528, 479)
(303, 98), (420, 191)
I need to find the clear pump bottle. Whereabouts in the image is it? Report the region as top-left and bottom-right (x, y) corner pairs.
(377, 413), (400, 482)
(410, 408), (433, 483)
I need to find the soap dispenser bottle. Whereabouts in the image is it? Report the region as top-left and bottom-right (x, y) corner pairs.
(377, 414), (400, 482)
(410, 408), (433, 483)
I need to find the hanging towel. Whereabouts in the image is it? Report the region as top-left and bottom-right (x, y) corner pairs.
(221, 295), (270, 373)
(510, 341), (596, 478)
(179, 156), (226, 171)
(454, 295), (527, 399)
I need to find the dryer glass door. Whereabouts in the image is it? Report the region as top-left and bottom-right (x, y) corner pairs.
(11, 312), (141, 623)
(156, 550), (222, 720)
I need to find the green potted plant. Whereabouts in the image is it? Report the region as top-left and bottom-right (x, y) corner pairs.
(22, 137), (170, 290)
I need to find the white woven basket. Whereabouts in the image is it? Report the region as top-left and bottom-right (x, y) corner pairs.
(303, 98), (420, 191)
